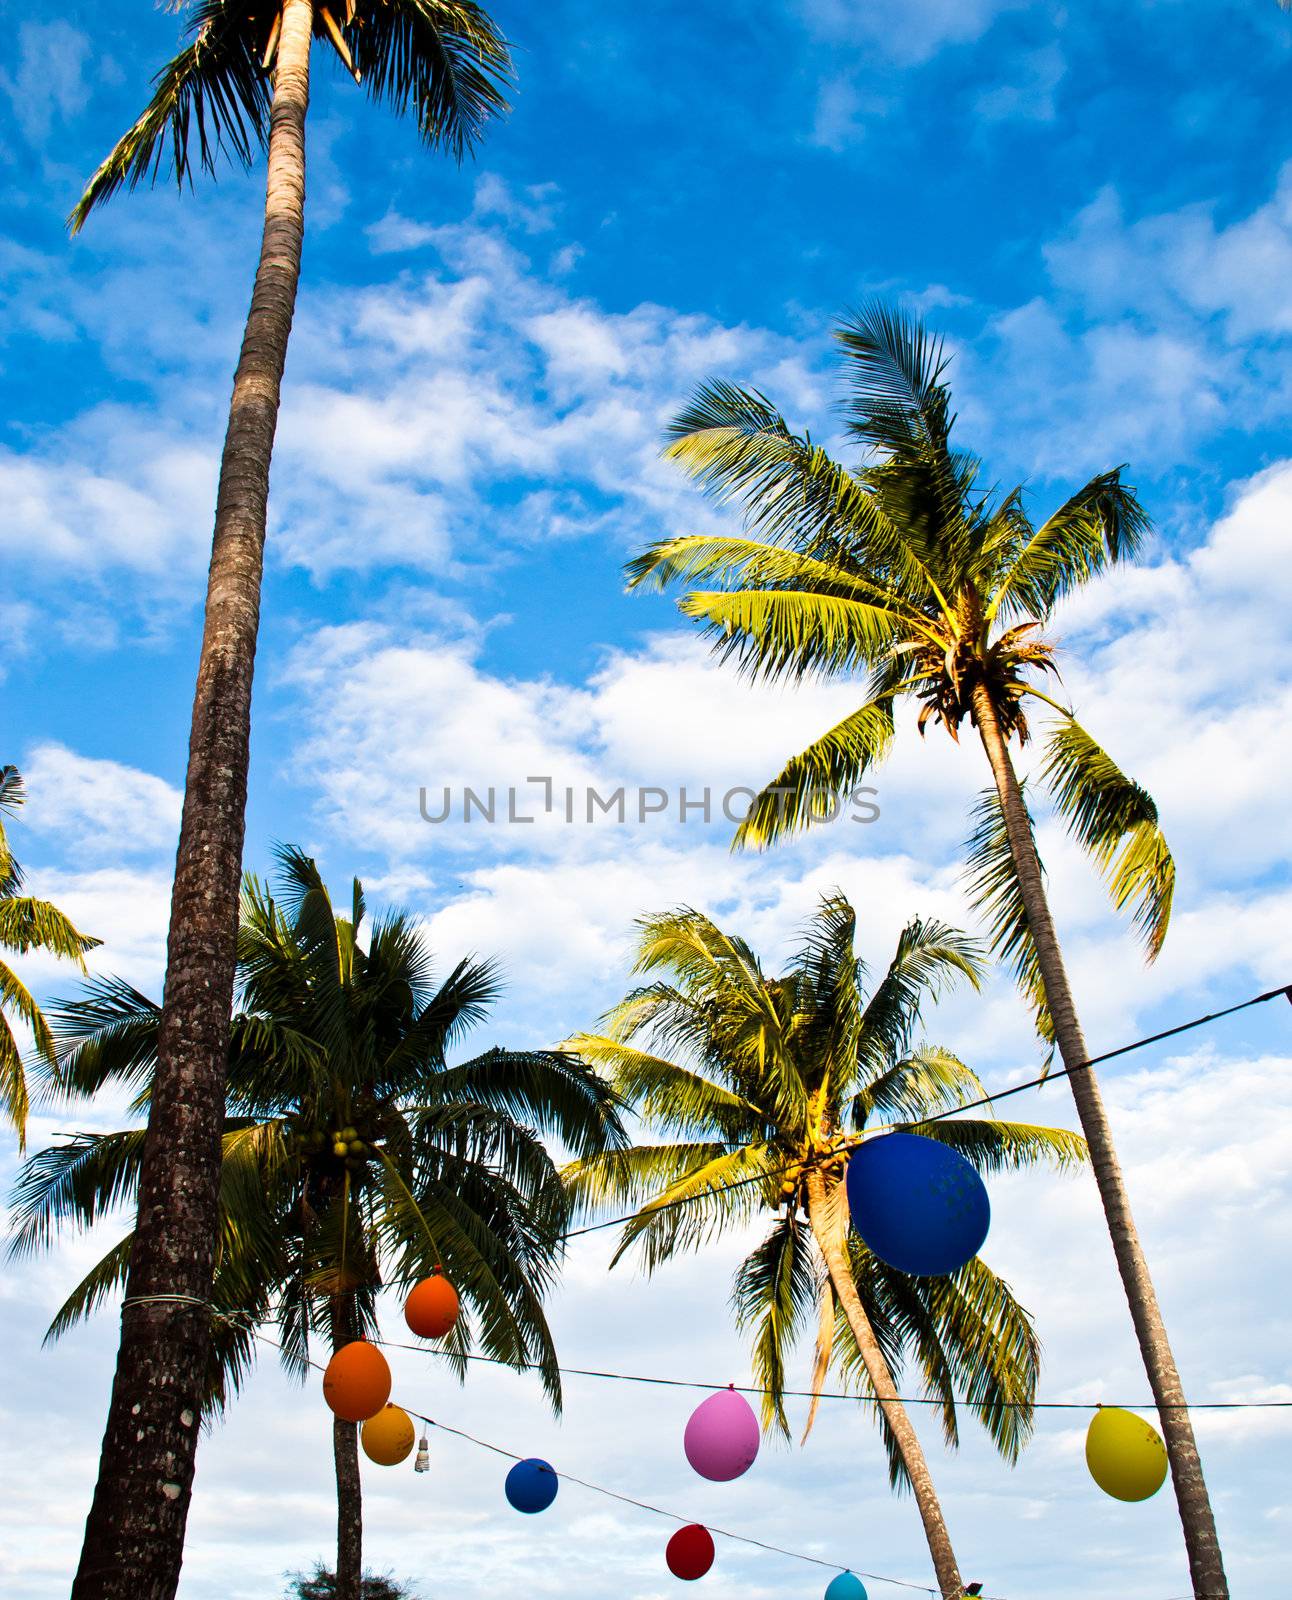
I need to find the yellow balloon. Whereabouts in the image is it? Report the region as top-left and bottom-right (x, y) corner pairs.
(361, 1403), (416, 1467)
(1085, 1406), (1168, 1502)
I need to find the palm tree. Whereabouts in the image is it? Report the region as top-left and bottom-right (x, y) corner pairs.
(66, 8), (512, 1595)
(564, 897), (1085, 1599)
(626, 303), (1226, 1597)
(11, 848), (624, 1600)
(0, 765), (98, 1146)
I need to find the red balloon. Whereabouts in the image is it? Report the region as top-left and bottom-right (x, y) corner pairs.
(666, 1524), (715, 1581)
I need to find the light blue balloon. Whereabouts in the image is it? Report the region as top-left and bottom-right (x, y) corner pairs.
(825, 1573), (868, 1600)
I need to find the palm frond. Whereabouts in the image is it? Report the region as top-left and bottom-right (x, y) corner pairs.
(1040, 720), (1175, 959)
(606, 1145), (779, 1272)
(963, 787), (1055, 1048)
(44, 1235), (134, 1343)
(988, 469), (1150, 622)
(0, 898), (98, 964)
(352, 0), (512, 158)
(8, 1129), (147, 1256)
(69, 0), (274, 232)
(40, 977), (161, 1101)
(1, 958), (56, 1070)
(562, 1035), (757, 1142)
(676, 587), (905, 686)
(853, 917), (984, 1088)
(433, 1047), (628, 1160)
(799, 1274), (836, 1444)
(644, 381), (951, 613)
(733, 691), (896, 850)
(834, 301), (953, 456)
(912, 1117), (1087, 1173)
(856, 1046), (985, 1127)
(732, 1213), (818, 1437)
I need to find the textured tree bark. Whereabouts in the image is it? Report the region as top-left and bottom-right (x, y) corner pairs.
(971, 682), (1228, 1600)
(70, 7), (313, 1597)
(330, 1296), (364, 1600)
(806, 1168), (965, 1599)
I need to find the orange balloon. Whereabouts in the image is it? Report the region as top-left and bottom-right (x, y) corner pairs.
(404, 1269), (460, 1339)
(323, 1340), (392, 1422)
(361, 1403), (416, 1466)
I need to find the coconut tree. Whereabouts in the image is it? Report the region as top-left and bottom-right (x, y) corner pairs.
(564, 897), (1085, 1599)
(0, 765), (99, 1145)
(11, 848), (624, 1600)
(627, 302), (1226, 1597)
(66, 8), (511, 1594)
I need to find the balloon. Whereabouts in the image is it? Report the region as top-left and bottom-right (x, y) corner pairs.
(404, 1268), (460, 1339)
(845, 1132), (990, 1276)
(505, 1457), (559, 1513)
(1085, 1406), (1169, 1501)
(666, 1524), (715, 1581)
(323, 1340), (392, 1422)
(683, 1387), (760, 1482)
(825, 1575), (868, 1600)
(361, 1404), (416, 1466)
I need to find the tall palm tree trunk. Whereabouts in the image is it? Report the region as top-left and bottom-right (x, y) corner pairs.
(971, 683), (1227, 1599)
(806, 1168), (965, 1599)
(330, 1295), (364, 1600)
(71, 7), (314, 1597)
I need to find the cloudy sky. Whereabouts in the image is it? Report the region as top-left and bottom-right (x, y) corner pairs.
(3, 0), (1292, 1596)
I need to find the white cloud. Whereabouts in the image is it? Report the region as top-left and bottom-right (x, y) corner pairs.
(1046, 164), (1292, 341)
(0, 428), (215, 581)
(20, 743), (181, 862)
(15, 865), (172, 1001)
(794, 0), (1024, 65)
(0, 21), (90, 148)
(976, 43), (1065, 123)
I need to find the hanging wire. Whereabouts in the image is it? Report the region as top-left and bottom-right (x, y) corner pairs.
(361, 1334), (1292, 1414)
(906, 981), (1292, 1131)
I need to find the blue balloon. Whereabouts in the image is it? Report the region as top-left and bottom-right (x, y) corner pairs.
(505, 1457), (559, 1514)
(845, 1132), (989, 1277)
(825, 1573), (868, 1600)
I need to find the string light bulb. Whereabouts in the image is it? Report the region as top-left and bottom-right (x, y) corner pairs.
(414, 1434), (430, 1473)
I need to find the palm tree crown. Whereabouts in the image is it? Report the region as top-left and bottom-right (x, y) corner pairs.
(628, 305), (1175, 1018)
(565, 897), (1085, 1480)
(11, 847), (625, 1409)
(70, 0), (512, 231)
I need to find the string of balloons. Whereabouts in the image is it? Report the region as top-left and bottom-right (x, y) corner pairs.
(127, 982), (1288, 1596)
(250, 1323), (973, 1598)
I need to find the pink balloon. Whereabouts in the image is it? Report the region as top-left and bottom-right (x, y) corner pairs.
(684, 1387), (760, 1482)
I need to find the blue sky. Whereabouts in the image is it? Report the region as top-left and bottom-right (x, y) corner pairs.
(3, 2), (1292, 1597)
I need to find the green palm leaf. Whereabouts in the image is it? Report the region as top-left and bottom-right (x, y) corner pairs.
(733, 690), (896, 850)
(69, 0), (274, 232)
(987, 469), (1150, 623)
(1040, 719), (1175, 958)
(963, 788), (1055, 1047)
(733, 1214), (818, 1437)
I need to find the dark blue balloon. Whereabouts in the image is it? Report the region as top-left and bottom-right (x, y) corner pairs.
(845, 1132), (990, 1277)
(505, 1457), (559, 1513)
